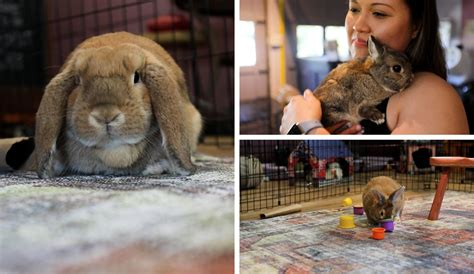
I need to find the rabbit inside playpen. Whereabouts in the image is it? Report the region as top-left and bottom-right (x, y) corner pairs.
(362, 176), (405, 226)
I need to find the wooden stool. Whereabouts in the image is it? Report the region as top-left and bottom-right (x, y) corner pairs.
(428, 157), (474, 220)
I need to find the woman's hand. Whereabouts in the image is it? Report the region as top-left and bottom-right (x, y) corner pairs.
(279, 89), (364, 135)
(326, 121), (364, 134)
(280, 89), (323, 134)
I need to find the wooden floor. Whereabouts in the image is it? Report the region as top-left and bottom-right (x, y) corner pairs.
(240, 190), (435, 221)
(197, 136), (234, 158)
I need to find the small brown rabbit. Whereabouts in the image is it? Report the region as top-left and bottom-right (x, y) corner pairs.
(362, 176), (405, 226)
(31, 32), (202, 178)
(314, 36), (413, 127)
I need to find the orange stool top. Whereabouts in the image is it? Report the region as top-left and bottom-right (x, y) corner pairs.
(429, 157), (474, 168)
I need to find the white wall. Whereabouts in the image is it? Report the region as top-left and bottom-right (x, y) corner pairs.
(240, 0), (268, 101)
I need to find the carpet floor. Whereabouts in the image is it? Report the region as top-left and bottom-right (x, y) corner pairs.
(0, 154), (234, 274)
(240, 191), (474, 273)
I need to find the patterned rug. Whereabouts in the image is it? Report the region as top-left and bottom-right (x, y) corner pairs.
(240, 191), (474, 273)
(0, 154), (234, 274)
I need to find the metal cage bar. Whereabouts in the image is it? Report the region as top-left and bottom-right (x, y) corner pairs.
(0, 0), (234, 144)
(240, 140), (474, 213)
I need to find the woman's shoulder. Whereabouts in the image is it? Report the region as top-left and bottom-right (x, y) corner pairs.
(394, 72), (462, 106)
(390, 72), (457, 107)
(388, 72), (469, 134)
(408, 72), (453, 95)
(413, 71), (443, 81)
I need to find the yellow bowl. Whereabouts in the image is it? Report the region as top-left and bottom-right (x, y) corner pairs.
(338, 215), (356, 229)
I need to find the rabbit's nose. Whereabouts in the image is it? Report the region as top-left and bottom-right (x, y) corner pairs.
(90, 106), (124, 127)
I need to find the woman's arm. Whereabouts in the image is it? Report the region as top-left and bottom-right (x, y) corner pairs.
(388, 72), (469, 134)
(280, 90), (363, 135)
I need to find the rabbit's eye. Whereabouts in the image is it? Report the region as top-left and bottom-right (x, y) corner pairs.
(380, 211), (384, 217)
(133, 71), (140, 84)
(392, 65), (402, 73)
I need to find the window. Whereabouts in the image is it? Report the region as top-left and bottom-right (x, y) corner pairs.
(439, 20), (452, 49)
(296, 25), (349, 60)
(238, 21), (257, 67)
(296, 25), (324, 58)
(325, 26), (350, 61)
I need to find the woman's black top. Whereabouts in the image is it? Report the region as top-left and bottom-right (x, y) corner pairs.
(360, 98), (391, 134)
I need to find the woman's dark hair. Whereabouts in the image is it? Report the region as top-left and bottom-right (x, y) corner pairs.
(405, 0), (447, 79)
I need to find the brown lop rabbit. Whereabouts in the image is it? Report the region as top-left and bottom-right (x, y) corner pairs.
(30, 32), (202, 178)
(362, 176), (405, 226)
(314, 36), (413, 127)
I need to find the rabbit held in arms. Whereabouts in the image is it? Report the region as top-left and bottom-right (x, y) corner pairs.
(32, 32), (202, 178)
(362, 176), (405, 226)
(314, 36), (414, 127)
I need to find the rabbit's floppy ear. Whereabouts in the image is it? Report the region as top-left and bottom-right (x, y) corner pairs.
(368, 36), (385, 60)
(389, 186), (405, 203)
(143, 62), (195, 174)
(35, 60), (77, 178)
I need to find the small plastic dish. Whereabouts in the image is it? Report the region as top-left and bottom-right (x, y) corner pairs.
(342, 197), (353, 207)
(380, 219), (395, 232)
(353, 205), (364, 215)
(338, 215), (356, 229)
(372, 227), (386, 240)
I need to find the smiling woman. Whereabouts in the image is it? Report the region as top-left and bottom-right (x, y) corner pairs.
(347, 0), (415, 59)
(280, 0), (469, 135)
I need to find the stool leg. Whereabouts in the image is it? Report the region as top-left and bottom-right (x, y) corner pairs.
(428, 167), (450, 220)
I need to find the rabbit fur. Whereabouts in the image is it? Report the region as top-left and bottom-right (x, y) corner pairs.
(314, 36), (414, 127)
(32, 32), (202, 178)
(362, 176), (405, 226)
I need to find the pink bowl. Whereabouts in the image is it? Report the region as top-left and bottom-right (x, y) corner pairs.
(353, 206), (364, 215)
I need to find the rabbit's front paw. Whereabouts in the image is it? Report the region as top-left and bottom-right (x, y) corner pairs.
(360, 106), (385, 125)
(38, 160), (55, 179)
(373, 113), (385, 125)
(37, 143), (59, 178)
(367, 220), (379, 227)
(143, 160), (170, 176)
